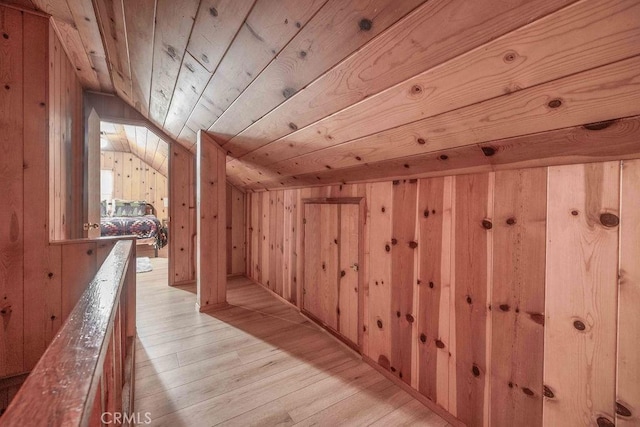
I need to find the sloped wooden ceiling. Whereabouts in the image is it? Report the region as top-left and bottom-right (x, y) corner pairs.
(7, 0), (640, 190)
(100, 122), (169, 176)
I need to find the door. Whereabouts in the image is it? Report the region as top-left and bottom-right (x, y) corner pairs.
(303, 202), (360, 347)
(84, 109), (101, 238)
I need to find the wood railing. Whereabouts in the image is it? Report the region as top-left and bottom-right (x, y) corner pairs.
(2, 240), (136, 426)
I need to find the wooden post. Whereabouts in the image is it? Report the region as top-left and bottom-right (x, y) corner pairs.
(196, 131), (227, 311)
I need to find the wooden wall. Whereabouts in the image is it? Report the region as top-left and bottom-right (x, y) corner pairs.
(168, 142), (196, 285)
(49, 19), (83, 241)
(0, 6), (84, 380)
(100, 151), (169, 220)
(246, 159), (640, 426)
(226, 183), (245, 276)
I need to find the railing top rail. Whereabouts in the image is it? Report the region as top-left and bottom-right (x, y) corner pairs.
(2, 240), (133, 427)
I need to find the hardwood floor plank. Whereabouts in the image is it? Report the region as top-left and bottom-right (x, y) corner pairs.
(134, 257), (449, 425)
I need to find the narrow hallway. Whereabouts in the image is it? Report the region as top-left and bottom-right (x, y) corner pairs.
(134, 259), (450, 426)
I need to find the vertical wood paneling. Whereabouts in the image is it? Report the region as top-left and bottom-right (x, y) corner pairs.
(367, 181), (393, 368)
(61, 242), (97, 320)
(453, 173), (491, 427)
(196, 132), (227, 309)
(229, 185), (245, 275)
(491, 169), (546, 427)
(275, 191), (285, 295)
(0, 6), (24, 377)
(303, 203), (321, 318)
(169, 143), (195, 285)
(22, 11), (50, 371)
(261, 192), (271, 287)
(390, 180), (418, 384)
(338, 203), (359, 344)
(416, 177), (449, 405)
(319, 203), (339, 330)
(544, 162), (620, 427)
(618, 159), (640, 426)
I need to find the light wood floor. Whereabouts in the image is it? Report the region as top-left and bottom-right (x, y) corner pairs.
(134, 258), (450, 427)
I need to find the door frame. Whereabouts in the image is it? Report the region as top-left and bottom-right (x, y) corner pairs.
(300, 197), (365, 352)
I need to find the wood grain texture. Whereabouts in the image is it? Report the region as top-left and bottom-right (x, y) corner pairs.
(196, 131), (227, 309)
(618, 159), (640, 426)
(234, 0), (636, 165)
(123, 0), (155, 116)
(390, 180), (417, 384)
(184, 0), (327, 139)
(544, 162), (620, 426)
(0, 6), (24, 377)
(210, 0), (424, 141)
(416, 177), (448, 404)
(367, 182), (394, 369)
(490, 168), (546, 426)
(339, 203), (359, 345)
(453, 173), (491, 427)
(169, 142), (196, 285)
(2, 241), (135, 427)
(22, 11), (50, 372)
(228, 0), (579, 160)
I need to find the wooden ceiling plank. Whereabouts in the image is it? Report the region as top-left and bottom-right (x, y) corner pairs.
(208, 0), (425, 141)
(241, 116), (640, 191)
(135, 126), (148, 163)
(186, 0), (255, 73)
(217, 0), (577, 148)
(233, 0), (640, 163)
(184, 0), (327, 133)
(30, 0), (74, 22)
(93, 0), (132, 100)
(64, 0), (111, 91)
(240, 54), (640, 182)
(122, 124), (137, 155)
(124, 0), (156, 117)
(163, 52), (211, 137)
(148, 0), (200, 127)
(145, 129), (161, 166)
(51, 20), (100, 90)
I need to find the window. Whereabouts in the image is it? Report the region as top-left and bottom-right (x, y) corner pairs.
(100, 169), (114, 202)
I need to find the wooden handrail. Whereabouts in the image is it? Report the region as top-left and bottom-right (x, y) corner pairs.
(2, 240), (135, 426)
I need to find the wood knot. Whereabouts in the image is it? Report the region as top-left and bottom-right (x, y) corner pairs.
(417, 138), (426, 145)
(377, 319), (383, 329)
(429, 281), (434, 288)
(299, 50), (307, 58)
(209, 6), (218, 16)
(583, 119), (616, 131)
(282, 87), (296, 99)
(423, 210), (429, 218)
(522, 387), (534, 396)
(435, 339), (445, 349)
(503, 51), (517, 63)
(391, 238), (398, 245)
(472, 365), (480, 377)
(410, 85), (422, 95)
(616, 402), (632, 417)
(528, 312), (545, 325)
(355, 156), (362, 161)
(466, 295), (472, 305)
(50, 315), (56, 321)
(547, 98), (562, 109)
(573, 320), (586, 331)
(86, 249), (93, 255)
(408, 241), (418, 249)
(419, 333), (426, 343)
(381, 206), (385, 213)
(396, 311), (401, 318)
(2, 33), (8, 39)
(385, 244), (391, 252)
(288, 122), (298, 131)
(392, 180), (400, 185)
(499, 304), (510, 312)
(48, 272), (54, 279)
(439, 154), (448, 160)
(0, 306), (12, 316)
(506, 217), (516, 225)
(596, 417), (615, 427)
(482, 219), (493, 229)
(405, 314), (414, 323)
(481, 146), (496, 156)
(600, 212), (619, 227)
(340, 270), (346, 277)
(571, 210), (579, 216)
(543, 385), (555, 398)
(359, 18), (372, 31)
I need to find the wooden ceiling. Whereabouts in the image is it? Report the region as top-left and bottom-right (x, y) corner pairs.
(6, 0), (640, 190)
(100, 122), (169, 176)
